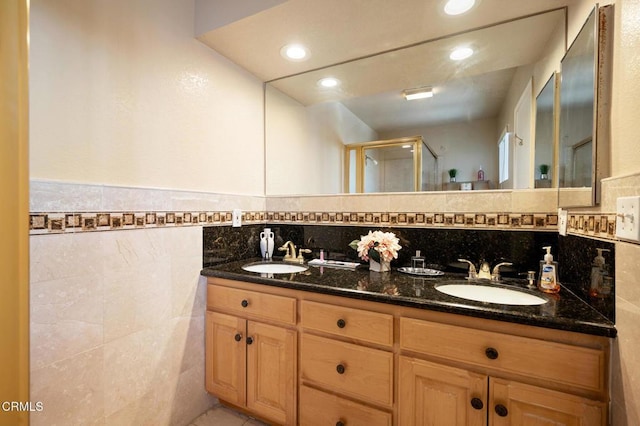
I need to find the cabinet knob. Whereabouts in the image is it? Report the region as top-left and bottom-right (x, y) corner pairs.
(494, 404), (508, 417)
(336, 421), (345, 426)
(234, 333), (242, 342)
(485, 347), (499, 360)
(470, 397), (484, 410)
(246, 336), (254, 345)
(336, 319), (346, 328)
(241, 299), (249, 308)
(336, 364), (345, 374)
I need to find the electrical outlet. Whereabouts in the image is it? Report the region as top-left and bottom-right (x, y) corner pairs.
(616, 196), (640, 242)
(232, 209), (242, 227)
(558, 208), (568, 236)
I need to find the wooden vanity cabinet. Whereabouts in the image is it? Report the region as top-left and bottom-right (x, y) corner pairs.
(206, 281), (297, 425)
(205, 277), (611, 426)
(398, 318), (607, 425)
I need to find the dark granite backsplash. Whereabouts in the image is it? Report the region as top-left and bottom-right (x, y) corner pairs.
(558, 234), (616, 322)
(203, 224), (265, 266)
(203, 224), (615, 322)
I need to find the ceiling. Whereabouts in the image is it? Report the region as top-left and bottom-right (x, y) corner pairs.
(197, 0), (573, 82)
(196, 0), (572, 132)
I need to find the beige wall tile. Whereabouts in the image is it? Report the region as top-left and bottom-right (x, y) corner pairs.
(30, 232), (104, 283)
(30, 226), (213, 424)
(611, 298), (640, 425)
(170, 364), (216, 426)
(30, 273), (104, 369)
(104, 263), (172, 343)
(30, 347), (104, 426)
(446, 190), (512, 212)
(601, 173), (640, 213)
(615, 242), (640, 305)
(510, 189), (558, 213)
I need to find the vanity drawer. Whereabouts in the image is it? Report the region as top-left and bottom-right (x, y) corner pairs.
(207, 284), (296, 326)
(300, 334), (393, 407)
(301, 300), (394, 347)
(399, 317), (605, 393)
(299, 385), (392, 426)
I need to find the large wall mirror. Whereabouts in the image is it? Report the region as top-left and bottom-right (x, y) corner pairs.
(265, 8), (567, 196)
(558, 5), (613, 207)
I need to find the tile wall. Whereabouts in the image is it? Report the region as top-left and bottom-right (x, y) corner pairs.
(29, 180), (265, 425)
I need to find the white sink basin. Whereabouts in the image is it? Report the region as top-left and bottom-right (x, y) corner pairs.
(435, 283), (547, 306)
(242, 262), (309, 274)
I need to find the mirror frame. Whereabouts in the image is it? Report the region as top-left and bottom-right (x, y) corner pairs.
(558, 4), (613, 208)
(534, 72), (559, 189)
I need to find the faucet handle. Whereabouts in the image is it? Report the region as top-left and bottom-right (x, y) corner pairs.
(491, 262), (513, 281)
(458, 259), (477, 279)
(297, 248), (311, 260)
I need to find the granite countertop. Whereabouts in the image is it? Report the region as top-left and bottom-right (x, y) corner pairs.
(201, 258), (617, 338)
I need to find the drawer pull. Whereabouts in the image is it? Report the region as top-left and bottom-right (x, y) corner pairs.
(494, 404), (508, 417)
(336, 364), (346, 374)
(470, 397), (484, 410)
(246, 336), (254, 345)
(336, 319), (346, 328)
(234, 333), (242, 342)
(485, 347), (499, 360)
(336, 421), (345, 426)
(241, 299), (249, 308)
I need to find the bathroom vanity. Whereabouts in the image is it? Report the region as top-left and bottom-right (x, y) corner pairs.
(201, 260), (614, 425)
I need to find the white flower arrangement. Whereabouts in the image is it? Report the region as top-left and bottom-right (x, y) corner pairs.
(349, 230), (402, 263)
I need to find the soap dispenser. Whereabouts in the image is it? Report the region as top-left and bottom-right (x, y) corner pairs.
(589, 248), (610, 297)
(538, 246), (560, 294)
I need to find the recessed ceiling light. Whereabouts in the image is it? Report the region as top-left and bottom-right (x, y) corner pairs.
(450, 46), (474, 61)
(403, 87), (433, 100)
(280, 44), (310, 61)
(318, 77), (340, 88)
(444, 0), (476, 15)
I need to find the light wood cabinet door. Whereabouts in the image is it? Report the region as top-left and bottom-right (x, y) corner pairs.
(398, 356), (487, 426)
(205, 311), (246, 407)
(489, 378), (606, 426)
(246, 320), (296, 425)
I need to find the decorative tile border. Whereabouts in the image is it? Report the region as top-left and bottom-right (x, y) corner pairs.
(264, 211), (559, 231)
(30, 209), (560, 235)
(565, 212), (617, 241)
(29, 211), (267, 235)
(31, 209), (623, 243)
